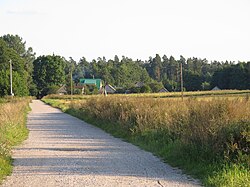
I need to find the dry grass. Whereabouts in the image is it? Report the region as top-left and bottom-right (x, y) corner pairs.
(43, 92), (250, 186)
(44, 94), (250, 164)
(0, 97), (30, 182)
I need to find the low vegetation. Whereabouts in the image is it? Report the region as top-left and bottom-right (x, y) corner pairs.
(43, 92), (250, 187)
(45, 89), (250, 99)
(0, 97), (30, 182)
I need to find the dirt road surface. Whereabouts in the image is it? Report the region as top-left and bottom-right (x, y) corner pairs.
(1, 100), (200, 187)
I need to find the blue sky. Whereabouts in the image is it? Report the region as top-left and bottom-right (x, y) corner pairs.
(0, 0), (250, 62)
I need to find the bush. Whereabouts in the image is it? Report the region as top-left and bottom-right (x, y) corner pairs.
(74, 88), (82, 95)
(140, 85), (152, 93)
(83, 85), (99, 95)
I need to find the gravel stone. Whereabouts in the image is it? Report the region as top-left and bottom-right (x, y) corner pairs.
(1, 100), (201, 187)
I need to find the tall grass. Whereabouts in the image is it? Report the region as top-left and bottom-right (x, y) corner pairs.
(0, 97), (30, 182)
(43, 93), (250, 186)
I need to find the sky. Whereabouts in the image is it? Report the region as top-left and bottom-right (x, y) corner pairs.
(0, 0), (250, 62)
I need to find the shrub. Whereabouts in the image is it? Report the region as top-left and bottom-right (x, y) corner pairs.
(140, 85), (152, 93)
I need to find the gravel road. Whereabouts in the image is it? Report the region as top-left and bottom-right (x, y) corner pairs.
(1, 100), (200, 187)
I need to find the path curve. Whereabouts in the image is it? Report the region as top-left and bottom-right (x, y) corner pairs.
(1, 100), (200, 187)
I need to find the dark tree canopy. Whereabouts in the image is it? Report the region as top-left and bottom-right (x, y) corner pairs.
(33, 55), (66, 97)
(211, 62), (250, 90)
(0, 38), (29, 96)
(1, 34), (36, 95)
(1, 34), (250, 97)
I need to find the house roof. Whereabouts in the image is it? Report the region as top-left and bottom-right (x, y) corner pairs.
(105, 84), (116, 91)
(212, 86), (221, 91)
(80, 79), (100, 84)
(135, 82), (144, 87)
(79, 79), (102, 90)
(104, 84), (116, 93)
(57, 85), (67, 93)
(158, 87), (169, 92)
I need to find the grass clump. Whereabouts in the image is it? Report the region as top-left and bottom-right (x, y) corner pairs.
(0, 97), (30, 183)
(43, 93), (250, 186)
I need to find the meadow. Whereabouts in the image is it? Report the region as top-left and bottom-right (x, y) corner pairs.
(43, 91), (250, 187)
(0, 97), (30, 182)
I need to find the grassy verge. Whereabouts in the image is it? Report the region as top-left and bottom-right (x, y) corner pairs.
(43, 93), (250, 187)
(0, 97), (31, 183)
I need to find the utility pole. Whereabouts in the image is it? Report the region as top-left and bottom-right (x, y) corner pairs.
(10, 59), (14, 96)
(70, 67), (73, 99)
(180, 63), (183, 101)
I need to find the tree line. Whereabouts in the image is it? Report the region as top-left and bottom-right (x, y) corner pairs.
(0, 34), (249, 97)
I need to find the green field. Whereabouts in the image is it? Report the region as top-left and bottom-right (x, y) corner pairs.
(43, 90), (250, 187)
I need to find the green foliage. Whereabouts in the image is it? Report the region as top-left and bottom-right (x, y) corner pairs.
(92, 86), (99, 94)
(0, 70), (9, 96)
(43, 85), (60, 95)
(201, 81), (210, 90)
(0, 38), (29, 96)
(144, 55), (250, 92)
(115, 88), (127, 94)
(74, 89), (82, 95)
(163, 79), (178, 92)
(64, 57), (76, 94)
(12, 71), (29, 96)
(148, 81), (164, 92)
(83, 85), (90, 95)
(1, 34), (26, 55)
(33, 55), (66, 97)
(28, 84), (38, 96)
(207, 164), (250, 187)
(36, 53), (250, 94)
(71, 56), (151, 89)
(83, 85), (99, 95)
(222, 121), (250, 165)
(140, 85), (152, 93)
(1, 33), (250, 96)
(1, 34), (36, 96)
(211, 62), (250, 90)
(183, 70), (202, 91)
(129, 86), (141, 93)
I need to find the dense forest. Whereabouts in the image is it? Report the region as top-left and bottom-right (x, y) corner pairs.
(0, 34), (250, 97)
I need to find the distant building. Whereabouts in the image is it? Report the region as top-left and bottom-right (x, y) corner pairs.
(125, 90), (131, 94)
(158, 87), (169, 93)
(134, 82), (144, 88)
(56, 85), (67, 95)
(79, 79), (102, 90)
(105, 84), (116, 94)
(211, 86), (221, 91)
